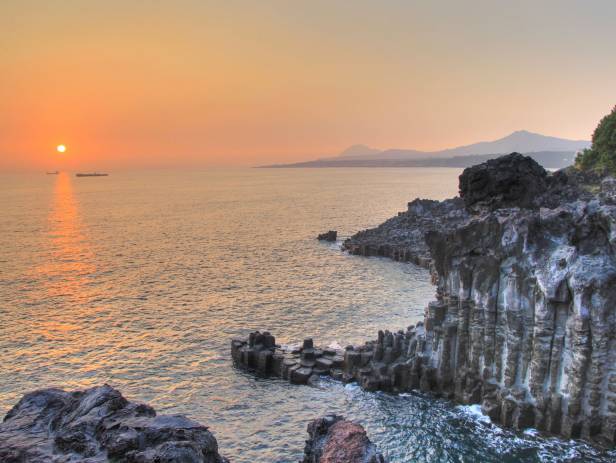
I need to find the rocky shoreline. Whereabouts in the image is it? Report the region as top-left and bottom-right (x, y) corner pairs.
(0, 385), (383, 462)
(0, 385), (230, 463)
(236, 153), (616, 448)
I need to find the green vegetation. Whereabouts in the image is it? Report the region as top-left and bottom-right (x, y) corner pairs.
(576, 105), (616, 174)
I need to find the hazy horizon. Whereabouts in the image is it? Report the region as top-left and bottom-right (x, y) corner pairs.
(2, 0), (615, 170)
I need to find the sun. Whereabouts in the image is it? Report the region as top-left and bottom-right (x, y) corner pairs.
(56, 144), (67, 153)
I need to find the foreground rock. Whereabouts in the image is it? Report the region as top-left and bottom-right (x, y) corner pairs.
(235, 154), (616, 448)
(0, 385), (229, 463)
(303, 415), (385, 463)
(317, 230), (338, 242)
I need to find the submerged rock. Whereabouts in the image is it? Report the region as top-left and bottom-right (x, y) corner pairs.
(303, 415), (385, 463)
(318, 230), (338, 242)
(0, 385), (229, 463)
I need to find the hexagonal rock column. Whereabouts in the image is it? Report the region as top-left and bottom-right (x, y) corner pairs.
(231, 332), (345, 385)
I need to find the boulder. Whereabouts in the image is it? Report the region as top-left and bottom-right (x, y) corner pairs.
(459, 152), (548, 210)
(303, 415), (385, 463)
(0, 385), (229, 463)
(318, 231), (338, 242)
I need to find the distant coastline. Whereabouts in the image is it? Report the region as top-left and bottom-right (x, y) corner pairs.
(259, 130), (588, 170)
(259, 150), (576, 170)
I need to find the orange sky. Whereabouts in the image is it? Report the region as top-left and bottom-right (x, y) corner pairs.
(1, 1), (615, 170)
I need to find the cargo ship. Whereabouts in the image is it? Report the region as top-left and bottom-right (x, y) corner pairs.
(75, 173), (109, 177)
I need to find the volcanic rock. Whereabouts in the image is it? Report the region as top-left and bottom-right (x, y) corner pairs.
(342, 197), (468, 268)
(303, 415), (385, 463)
(318, 231), (338, 242)
(459, 152), (549, 210)
(0, 385), (229, 463)
(235, 154), (616, 447)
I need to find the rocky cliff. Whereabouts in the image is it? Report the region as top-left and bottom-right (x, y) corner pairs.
(235, 154), (616, 447)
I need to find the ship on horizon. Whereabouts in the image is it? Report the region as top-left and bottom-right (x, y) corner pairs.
(75, 172), (109, 177)
(46, 171), (59, 175)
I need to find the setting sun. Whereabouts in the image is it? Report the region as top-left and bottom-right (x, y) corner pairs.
(56, 144), (67, 153)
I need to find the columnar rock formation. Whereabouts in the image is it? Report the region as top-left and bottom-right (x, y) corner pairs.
(425, 200), (616, 445)
(234, 154), (616, 447)
(231, 332), (345, 385)
(303, 415), (385, 463)
(0, 385), (229, 463)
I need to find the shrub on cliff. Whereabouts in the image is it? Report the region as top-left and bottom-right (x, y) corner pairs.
(576, 105), (616, 174)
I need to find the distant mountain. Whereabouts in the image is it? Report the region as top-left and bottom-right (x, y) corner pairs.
(337, 144), (381, 158)
(260, 130), (590, 168)
(264, 151), (577, 170)
(431, 130), (590, 159)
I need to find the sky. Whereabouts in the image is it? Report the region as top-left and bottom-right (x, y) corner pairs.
(1, 0), (615, 170)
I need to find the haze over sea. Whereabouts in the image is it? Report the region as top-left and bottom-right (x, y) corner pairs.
(1, 168), (614, 462)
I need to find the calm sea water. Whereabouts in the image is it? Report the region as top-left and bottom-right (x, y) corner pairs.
(1, 168), (614, 462)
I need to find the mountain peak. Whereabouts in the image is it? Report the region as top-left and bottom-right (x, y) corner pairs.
(330, 131), (590, 162)
(338, 144), (381, 158)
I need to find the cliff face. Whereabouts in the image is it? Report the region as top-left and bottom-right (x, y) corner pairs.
(352, 155), (616, 445)
(234, 154), (616, 447)
(422, 201), (616, 444)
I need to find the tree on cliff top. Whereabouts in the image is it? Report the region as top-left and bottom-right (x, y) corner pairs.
(576, 105), (616, 174)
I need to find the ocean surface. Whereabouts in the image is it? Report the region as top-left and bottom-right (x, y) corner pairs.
(1, 168), (614, 462)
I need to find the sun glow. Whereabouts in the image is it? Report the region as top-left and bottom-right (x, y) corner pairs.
(56, 144), (67, 153)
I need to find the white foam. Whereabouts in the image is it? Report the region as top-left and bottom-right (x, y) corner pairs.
(280, 343), (300, 352)
(327, 341), (343, 350)
(457, 404), (492, 424)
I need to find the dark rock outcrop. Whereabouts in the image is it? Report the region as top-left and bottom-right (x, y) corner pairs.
(459, 152), (549, 210)
(0, 385), (229, 463)
(318, 230), (338, 242)
(342, 198), (468, 269)
(235, 154), (616, 448)
(231, 333), (345, 385)
(303, 415), (385, 463)
(342, 153), (592, 268)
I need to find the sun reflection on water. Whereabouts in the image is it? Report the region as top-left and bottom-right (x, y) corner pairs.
(36, 172), (96, 302)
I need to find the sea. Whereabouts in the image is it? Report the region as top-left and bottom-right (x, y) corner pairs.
(1, 168), (614, 462)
